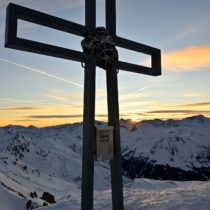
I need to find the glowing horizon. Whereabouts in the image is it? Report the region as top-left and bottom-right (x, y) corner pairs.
(0, 0), (210, 127)
(1, 100), (209, 127)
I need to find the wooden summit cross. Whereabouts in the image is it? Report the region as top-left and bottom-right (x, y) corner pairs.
(5, 1), (161, 209)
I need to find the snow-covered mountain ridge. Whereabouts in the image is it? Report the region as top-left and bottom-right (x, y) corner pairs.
(0, 115), (210, 209)
(120, 115), (210, 180)
(1, 115), (210, 182)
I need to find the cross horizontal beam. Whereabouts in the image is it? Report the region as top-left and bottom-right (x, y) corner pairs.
(116, 36), (159, 55)
(5, 3), (92, 62)
(7, 37), (90, 62)
(6, 3), (90, 37)
(115, 37), (161, 76)
(116, 61), (155, 75)
(5, 3), (161, 76)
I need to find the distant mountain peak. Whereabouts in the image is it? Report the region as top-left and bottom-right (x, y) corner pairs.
(184, 115), (209, 122)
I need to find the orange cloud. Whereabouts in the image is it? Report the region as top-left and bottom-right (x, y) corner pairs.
(0, 107), (44, 111)
(178, 102), (210, 107)
(148, 110), (210, 114)
(163, 45), (210, 71)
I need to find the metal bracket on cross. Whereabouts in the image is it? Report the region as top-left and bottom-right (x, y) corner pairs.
(81, 27), (118, 71)
(5, 3), (161, 76)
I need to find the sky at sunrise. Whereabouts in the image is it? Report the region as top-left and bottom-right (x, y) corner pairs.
(0, 0), (210, 127)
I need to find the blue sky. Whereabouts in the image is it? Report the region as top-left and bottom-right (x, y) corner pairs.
(0, 0), (210, 127)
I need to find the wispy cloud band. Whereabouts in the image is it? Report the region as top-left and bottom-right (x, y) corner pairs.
(163, 45), (210, 71)
(0, 106), (43, 111)
(27, 114), (108, 119)
(0, 57), (83, 88)
(177, 102), (210, 107)
(0, 97), (39, 103)
(142, 45), (210, 71)
(148, 110), (210, 114)
(27, 113), (129, 119)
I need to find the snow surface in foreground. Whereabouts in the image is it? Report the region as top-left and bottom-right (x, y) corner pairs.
(38, 179), (210, 210)
(1, 173), (209, 210)
(33, 179), (210, 210)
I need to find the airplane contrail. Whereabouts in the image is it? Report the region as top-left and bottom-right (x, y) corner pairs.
(0, 57), (83, 88)
(132, 85), (155, 94)
(0, 97), (38, 103)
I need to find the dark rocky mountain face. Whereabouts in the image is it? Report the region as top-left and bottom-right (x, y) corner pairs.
(121, 155), (210, 181)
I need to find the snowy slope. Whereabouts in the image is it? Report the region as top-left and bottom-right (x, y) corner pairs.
(0, 172), (210, 210)
(0, 115), (209, 209)
(28, 179), (210, 210)
(121, 115), (210, 169)
(0, 123), (110, 209)
(0, 123), (111, 189)
(120, 115), (210, 180)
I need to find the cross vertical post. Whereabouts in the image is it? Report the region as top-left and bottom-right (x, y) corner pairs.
(106, 0), (124, 209)
(5, 2), (161, 210)
(81, 1), (96, 210)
